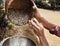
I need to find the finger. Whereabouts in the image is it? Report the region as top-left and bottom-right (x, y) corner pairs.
(29, 20), (39, 33)
(30, 19), (43, 31)
(31, 18), (44, 29)
(31, 18), (39, 25)
(7, 0), (13, 8)
(29, 21), (40, 36)
(29, 19), (39, 30)
(30, 0), (37, 7)
(31, 18), (38, 25)
(29, 20), (44, 36)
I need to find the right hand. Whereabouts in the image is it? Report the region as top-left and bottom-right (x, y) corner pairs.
(29, 18), (44, 36)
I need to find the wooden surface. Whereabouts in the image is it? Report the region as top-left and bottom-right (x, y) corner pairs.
(38, 8), (60, 46)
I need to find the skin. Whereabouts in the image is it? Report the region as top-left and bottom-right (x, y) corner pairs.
(31, 1), (60, 37)
(6, 0), (56, 31)
(29, 18), (49, 46)
(6, 0), (59, 32)
(6, 0), (49, 46)
(6, 0), (59, 46)
(33, 8), (56, 30)
(31, 0), (56, 31)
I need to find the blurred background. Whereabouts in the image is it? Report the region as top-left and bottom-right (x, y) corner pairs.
(34, 0), (60, 9)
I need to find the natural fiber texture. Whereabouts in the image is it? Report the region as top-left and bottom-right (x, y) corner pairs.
(8, 9), (33, 26)
(4, 7), (40, 46)
(1, 24), (40, 46)
(1, 0), (41, 46)
(7, 0), (34, 26)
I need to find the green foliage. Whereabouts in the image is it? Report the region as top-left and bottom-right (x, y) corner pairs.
(0, 9), (7, 28)
(35, 1), (51, 8)
(7, 22), (14, 29)
(0, 9), (14, 29)
(0, 0), (8, 28)
(42, 2), (51, 8)
(0, 10), (5, 18)
(35, 1), (43, 7)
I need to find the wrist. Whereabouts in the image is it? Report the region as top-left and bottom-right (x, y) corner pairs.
(49, 25), (60, 37)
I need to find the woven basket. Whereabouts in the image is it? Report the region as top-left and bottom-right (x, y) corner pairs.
(5, 0), (41, 46)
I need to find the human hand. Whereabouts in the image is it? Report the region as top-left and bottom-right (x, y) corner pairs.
(29, 18), (44, 36)
(49, 25), (60, 37)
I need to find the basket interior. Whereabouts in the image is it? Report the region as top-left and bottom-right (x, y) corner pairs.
(7, 0), (34, 26)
